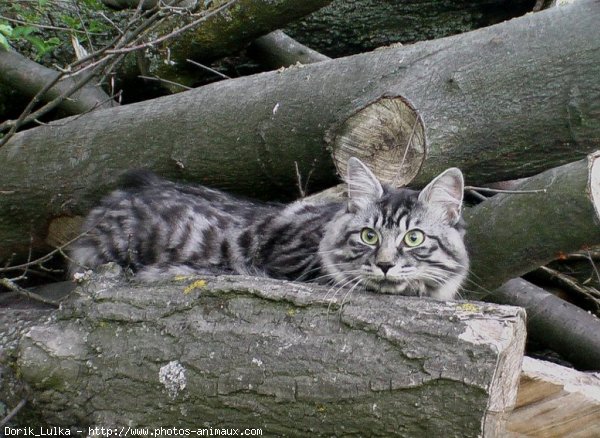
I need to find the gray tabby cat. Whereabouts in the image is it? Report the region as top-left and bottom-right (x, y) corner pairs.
(71, 158), (468, 300)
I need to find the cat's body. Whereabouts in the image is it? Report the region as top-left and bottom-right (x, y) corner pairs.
(71, 158), (469, 300)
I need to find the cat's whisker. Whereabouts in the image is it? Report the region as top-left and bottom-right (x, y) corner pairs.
(460, 274), (494, 299)
(325, 274), (363, 303)
(339, 277), (365, 310)
(327, 275), (364, 313)
(294, 257), (363, 282)
(310, 269), (362, 284)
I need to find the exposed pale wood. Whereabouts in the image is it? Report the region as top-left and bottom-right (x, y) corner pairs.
(507, 357), (600, 437)
(2, 269), (526, 434)
(330, 96), (426, 188)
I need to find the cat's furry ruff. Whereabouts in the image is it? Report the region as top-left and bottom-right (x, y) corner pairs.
(71, 158), (469, 299)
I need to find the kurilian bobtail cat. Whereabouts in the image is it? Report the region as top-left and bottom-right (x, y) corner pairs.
(71, 158), (469, 300)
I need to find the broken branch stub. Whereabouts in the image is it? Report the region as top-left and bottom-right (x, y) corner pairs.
(331, 96), (426, 187)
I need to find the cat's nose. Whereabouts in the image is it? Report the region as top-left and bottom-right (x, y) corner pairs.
(376, 262), (394, 275)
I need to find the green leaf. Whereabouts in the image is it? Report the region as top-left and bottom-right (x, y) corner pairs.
(46, 36), (60, 46)
(24, 34), (46, 53)
(60, 14), (80, 30)
(0, 23), (13, 37)
(12, 26), (36, 38)
(0, 34), (10, 51)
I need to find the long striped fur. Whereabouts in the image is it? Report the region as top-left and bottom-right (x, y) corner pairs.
(71, 158), (469, 299)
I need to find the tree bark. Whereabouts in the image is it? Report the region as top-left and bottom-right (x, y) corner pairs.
(146, 0), (334, 85)
(1, 268), (526, 434)
(0, 49), (116, 115)
(489, 278), (600, 371)
(284, 0), (535, 58)
(248, 30), (331, 69)
(464, 152), (600, 295)
(0, 0), (598, 262)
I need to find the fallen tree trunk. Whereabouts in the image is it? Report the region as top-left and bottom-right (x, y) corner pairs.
(1, 268), (526, 434)
(0, 49), (116, 114)
(0, 0), (598, 262)
(284, 0), (534, 57)
(464, 152), (600, 295)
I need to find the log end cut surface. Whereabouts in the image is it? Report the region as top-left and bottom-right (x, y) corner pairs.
(331, 96), (426, 187)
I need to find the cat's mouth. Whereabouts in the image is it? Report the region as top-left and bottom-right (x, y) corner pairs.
(364, 277), (422, 296)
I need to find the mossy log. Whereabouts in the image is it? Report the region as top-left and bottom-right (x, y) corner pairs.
(1, 268), (526, 434)
(0, 0), (599, 263)
(144, 0), (334, 85)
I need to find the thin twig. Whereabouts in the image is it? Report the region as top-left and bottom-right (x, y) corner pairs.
(0, 277), (60, 308)
(139, 75), (192, 90)
(0, 70), (66, 139)
(466, 189), (487, 202)
(0, 5), (162, 144)
(294, 161), (306, 198)
(538, 266), (600, 310)
(0, 399), (27, 428)
(464, 185), (547, 195)
(186, 58), (231, 79)
(105, 0), (238, 54)
(0, 69), (106, 141)
(0, 226), (91, 273)
(98, 12), (124, 36)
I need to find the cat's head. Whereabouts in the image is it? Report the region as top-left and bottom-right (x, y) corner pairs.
(319, 157), (469, 300)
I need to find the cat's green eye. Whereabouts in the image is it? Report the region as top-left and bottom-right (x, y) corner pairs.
(360, 228), (379, 245)
(404, 229), (425, 247)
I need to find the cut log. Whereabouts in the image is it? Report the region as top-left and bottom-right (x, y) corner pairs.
(0, 0), (599, 262)
(2, 268), (526, 434)
(464, 152), (600, 296)
(0, 92), (424, 261)
(490, 278), (600, 371)
(506, 356), (600, 437)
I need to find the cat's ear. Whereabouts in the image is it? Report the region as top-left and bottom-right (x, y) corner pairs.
(418, 168), (464, 225)
(346, 157), (384, 211)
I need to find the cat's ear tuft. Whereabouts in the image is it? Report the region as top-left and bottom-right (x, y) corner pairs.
(418, 168), (464, 225)
(345, 157), (384, 211)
